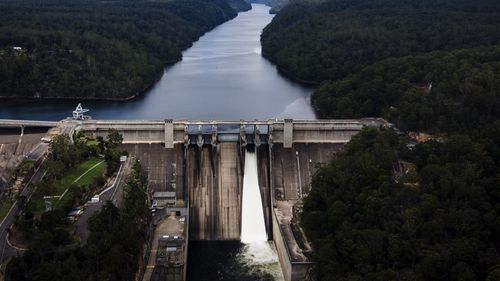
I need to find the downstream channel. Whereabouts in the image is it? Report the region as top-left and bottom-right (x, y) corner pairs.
(0, 4), (315, 120)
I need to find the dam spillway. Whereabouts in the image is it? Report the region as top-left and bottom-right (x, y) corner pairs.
(0, 117), (385, 281)
(187, 142), (243, 240)
(77, 118), (373, 281)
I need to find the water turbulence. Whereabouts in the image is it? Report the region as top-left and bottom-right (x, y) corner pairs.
(240, 150), (284, 280)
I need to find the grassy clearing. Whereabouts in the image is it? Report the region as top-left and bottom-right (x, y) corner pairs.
(57, 160), (106, 207)
(86, 139), (98, 146)
(54, 158), (104, 195)
(32, 157), (106, 213)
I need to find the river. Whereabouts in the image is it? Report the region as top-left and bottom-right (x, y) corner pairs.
(0, 4), (314, 121)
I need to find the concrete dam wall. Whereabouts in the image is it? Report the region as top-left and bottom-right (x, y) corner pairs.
(186, 143), (243, 240)
(0, 117), (385, 280)
(76, 118), (371, 281)
(76, 119), (366, 238)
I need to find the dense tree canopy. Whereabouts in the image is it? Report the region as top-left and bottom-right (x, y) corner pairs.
(263, 1), (500, 279)
(303, 128), (500, 281)
(261, 0), (500, 133)
(0, 0), (249, 100)
(262, 0), (500, 83)
(313, 46), (500, 133)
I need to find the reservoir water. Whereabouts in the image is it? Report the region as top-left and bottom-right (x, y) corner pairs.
(0, 4), (315, 120)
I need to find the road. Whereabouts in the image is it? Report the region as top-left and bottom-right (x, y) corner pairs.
(74, 158), (132, 245)
(0, 164), (47, 278)
(0, 121), (80, 279)
(25, 143), (49, 161)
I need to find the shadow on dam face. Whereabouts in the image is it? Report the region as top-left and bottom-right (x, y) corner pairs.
(122, 142), (343, 242)
(124, 141), (344, 281)
(187, 142), (243, 241)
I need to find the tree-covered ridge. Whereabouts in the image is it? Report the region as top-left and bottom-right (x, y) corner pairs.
(262, 5), (500, 83)
(0, 0), (247, 100)
(313, 46), (500, 133)
(313, 0), (500, 14)
(303, 128), (500, 281)
(262, 0), (500, 279)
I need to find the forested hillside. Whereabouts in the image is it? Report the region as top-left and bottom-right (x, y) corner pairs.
(261, 0), (500, 134)
(0, 0), (250, 100)
(262, 0), (500, 84)
(262, 1), (500, 280)
(313, 46), (500, 133)
(303, 128), (500, 281)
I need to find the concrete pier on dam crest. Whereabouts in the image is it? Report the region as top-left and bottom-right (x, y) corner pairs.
(0, 118), (375, 281)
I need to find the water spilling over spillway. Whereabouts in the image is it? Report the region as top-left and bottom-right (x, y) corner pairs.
(240, 150), (284, 280)
(241, 151), (267, 243)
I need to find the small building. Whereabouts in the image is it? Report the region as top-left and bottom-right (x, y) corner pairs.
(157, 235), (185, 267)
(148, 213), (188, 281)
(152, 192), (176, 208)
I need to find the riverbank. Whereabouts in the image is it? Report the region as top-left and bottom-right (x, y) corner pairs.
(0, 4), (316, 121)
(0, 0), (249, 102)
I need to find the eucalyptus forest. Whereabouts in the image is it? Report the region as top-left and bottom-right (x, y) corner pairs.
(0, 0), (249, 100)
(262, 0), (500, 280)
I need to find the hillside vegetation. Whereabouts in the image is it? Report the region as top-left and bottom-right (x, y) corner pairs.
(0, 0), (250, 100)
(262, 1), (500, 84)
(303, 128), (500, 281)
(262, 1), (500, 280)
(313, 46), (500, 133)
(261, 0), (500, 132)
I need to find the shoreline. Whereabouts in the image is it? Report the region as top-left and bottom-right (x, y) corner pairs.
(261, 52), (321, 87)
(0, 7), (249, 105)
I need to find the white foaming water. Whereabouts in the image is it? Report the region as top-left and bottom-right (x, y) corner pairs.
(240, 151), (284, 280)
(241, 151), (267, 243)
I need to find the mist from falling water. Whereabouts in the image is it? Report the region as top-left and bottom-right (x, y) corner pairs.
(240, 150), (284, 280)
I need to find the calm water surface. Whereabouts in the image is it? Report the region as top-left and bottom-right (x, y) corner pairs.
(0, 4), (314, 120)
